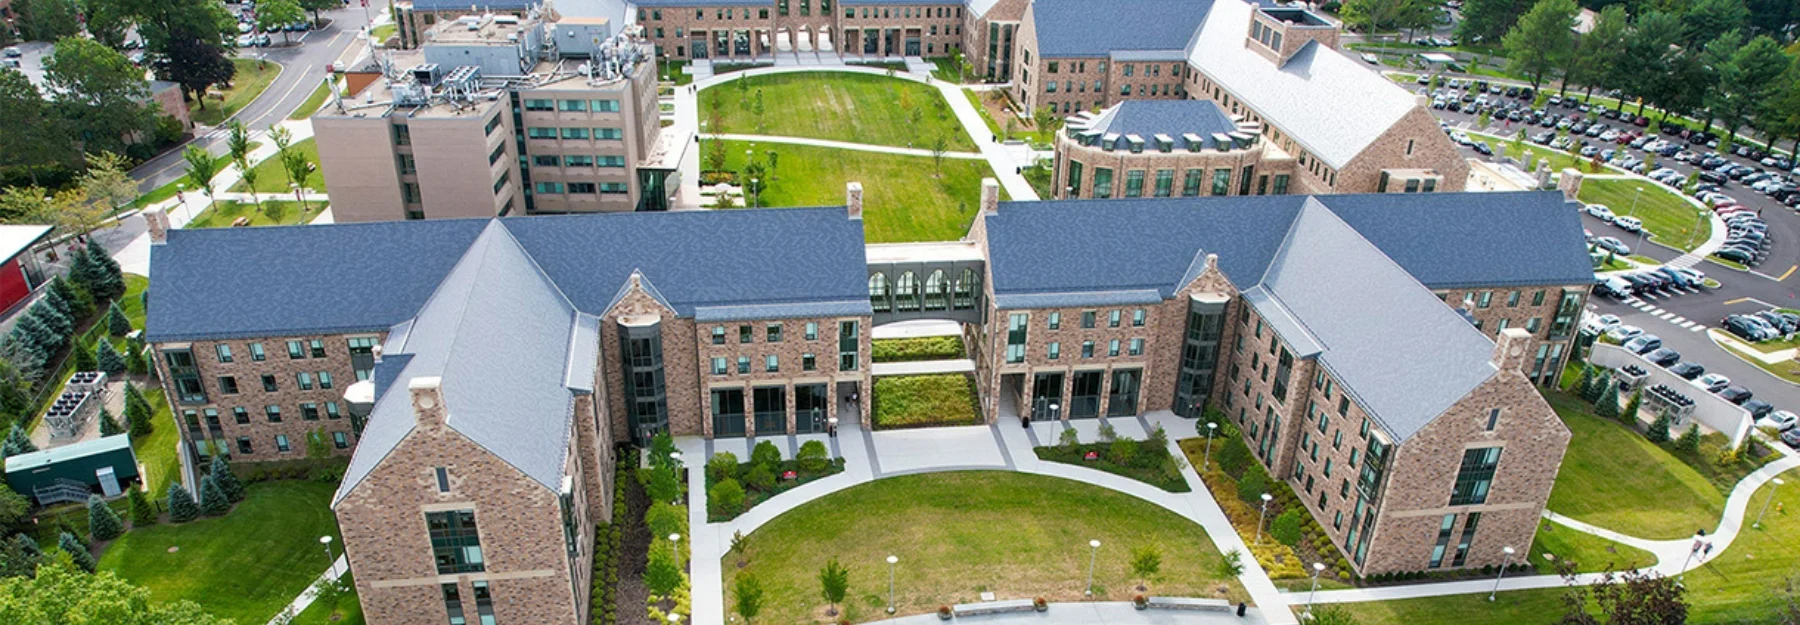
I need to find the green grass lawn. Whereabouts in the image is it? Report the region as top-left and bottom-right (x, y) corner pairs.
(289, 80), (334, 120)
(658, 58), (693, 86)
(709, 140), (1002, 243)
(871, 374), (980, 429)
(130, 153), (236, 209)
(290, 574), (363, 625)
(963, 88), (1002, 137)
(190, 59), (282, 127)
(929, 57), (969, 83)
(1336, 587), (1574, 625)
(1545, 392), (1724, 539)
(97, 481), (343, 625)
(1578, 178), (1710, 252)
(1715, 338), (1800, 385)
(872, 336), (965, 363)
(370, 23), (395, 43)
(724, 472), (1244, 624)
(700, 72), (977, 151)
(231, 138), (322, 194)
(135, 387), (182, 499)
(1528, 519), (1654, 574)
(186, 201), (319, 229)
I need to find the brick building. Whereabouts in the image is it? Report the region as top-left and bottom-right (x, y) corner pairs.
(1053, 100), (1297, 200)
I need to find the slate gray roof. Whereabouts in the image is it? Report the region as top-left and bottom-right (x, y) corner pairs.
(1186, 0), (1418, 168)
(1075, 100), (1242, 152)
(630, 0), (769, 6)
(1253, 200), (1497, 442)
(1322, 192), (1595, 289)
(146, 219), (490, 342)
(1030, 0), (1212, 57)
(337, 222), (581, 504)
(411, 0), (536, 10)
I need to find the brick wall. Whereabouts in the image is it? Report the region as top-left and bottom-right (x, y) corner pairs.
(1334, 106), (1470, 193)
(599, 284), (701, 439)
(1054, 134), (1293, 199)
(692, 315), (870, 435)
(155, 333), (371, 462)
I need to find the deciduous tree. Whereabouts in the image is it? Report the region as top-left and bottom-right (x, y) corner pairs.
(0, 553), (231, 623)
(1502, 0), (1578, 90)
(818, 558), (849, 616)
(42, 37), (155, 157)
(0, 69), (76, 186)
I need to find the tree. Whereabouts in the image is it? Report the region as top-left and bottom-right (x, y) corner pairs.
(708, 478), (745, 516)
(258, 0), (306, 45)
(0, 554), (232, 623)
(1130, 544), (1163, 591)
(1216, 548), (1245, 578)
(3, 423), (37, 457)
(96, 340), (127, 374)
(1502, 0), (1578, 90)
(182, 144), (219, 213)
(198, 475), (228, 516)
(731, 530), (749, 567)
(1341, 0), (1440, 40)
(99, 406), (124, 436)
(1647, 414), (1672, 443)
(224, 120), (260, 206)
(150, 25), (236, 111)
(127, 487), (156, 527)
(0, 535), (42, 579)
(644, 541), (683, 597)
(80, 151), (138, 225)
(166, 482), (199, 522)
(706, 451), (740, 482)
(1621, 390), (1642, 425)
(124, 381), (153, 437)
(42, 37), (156, 157)
(1456, 0), (1533, 45)
(106, 301), (132, 336)
(735, 572), (765, 623)
(1581, 567), (1688, 624)
(1683, 0), (1748, 46)
(645, 465), (680, 503)
(57, 533), (97, 574)
(0, 483), (26, 528)
(0, 69), (75, 186)
(1238, 470), (1269, 504)
(796, 439), (829, 473)
(1759, 57), (1800, 156)
(929, 133), (950, 176)
(1272, 508), (1304, 546)
(1676, 423), (1702, 453)
(1706, 35), (1790, 142)
(818, 558), (849, 616)
(297, 0), (338, 23)
(210, 455), (245, 502)
(70, 337), (97, 371)
(88, 494), (125, 541)
(1595, 379), (1621, 418)
(16, 0), (82, 42)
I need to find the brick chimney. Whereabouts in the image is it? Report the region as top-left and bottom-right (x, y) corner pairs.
(980, 178), (999, 215)
(846, 182), (863, 220)
(144, 207), (170, 244)
(1558, 168), (1584, 200)
(409, 376), (446, 427)
(1492, 328), (1535, 373)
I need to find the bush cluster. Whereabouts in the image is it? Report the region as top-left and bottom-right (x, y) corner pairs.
(589, 450), (631, 625)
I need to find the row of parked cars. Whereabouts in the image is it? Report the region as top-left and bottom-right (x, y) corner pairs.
(1711, 207), (1773, 265)
(1720, 309), (1800, 343)
(1591, 265), (1705, 299)
(1590, 315), (1800, 447)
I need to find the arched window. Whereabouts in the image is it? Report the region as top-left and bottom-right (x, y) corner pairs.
(896, 272), (920, 312)
(924, 270), (948, 311)
(953, 267), (977, 310)
(868, 273), (890, 313)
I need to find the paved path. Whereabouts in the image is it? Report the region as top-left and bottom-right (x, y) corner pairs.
(863, 601), (1273, 624)
(710, 133), (987, 159)
(871, 319), (964, 339)
(869, 358), (976, 376)
(265, 554), (349, 625)
(678, 410), (1299, 625)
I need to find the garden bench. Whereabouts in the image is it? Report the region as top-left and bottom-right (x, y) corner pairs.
(952, 599), (1035, 616)
(1145, 596), (1232, 611)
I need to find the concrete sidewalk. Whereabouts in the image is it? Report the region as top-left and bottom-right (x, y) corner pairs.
(864, 601), (1274, 624)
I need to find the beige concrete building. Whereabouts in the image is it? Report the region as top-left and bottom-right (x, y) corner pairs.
(314, 14), (682, 222)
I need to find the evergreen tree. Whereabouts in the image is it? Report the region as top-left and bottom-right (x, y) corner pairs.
(1647, 415), (1673, 443)
(2, 423), (37, 457)
(105, 302), (131, 336)
(71, 339), (96, 371)
(40, 285), (72, 319)
(166, 483), (199, 522)
(1621, 391), (1642, 425)
(29, 300), (71, 340)
(48, 276), (92, 318)
(85, 239), (124, 300)
(1574, 363), (1595, 397)
(16, 312), (62, 356)
(2, 332), (48, 379)
(124, 381), (152, 437)
(98, 407), (122, 436)
(86, 494), (123, 541)
(1595, 379), (1621, 418)
(95, 340), (125, 374)
(127, 487), (156, 527)
(210, 456), (245, 503)
(0, 534), (42, 579)
(124, 337), (148, 375)
(57, 532), (95, 572)
(1676, 424), (1702, 453)
(68, 248), (105, 300)
(198, 475), (228, 517)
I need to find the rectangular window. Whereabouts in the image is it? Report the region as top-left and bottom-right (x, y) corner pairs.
(318, 371), (333, 390)
(590, 99), (621, 112)
(216, 344), (234, 363)
(736, 356), (750, 374)
(1081, 341), (1094, 358)
(265, 404), (282, 422)
(233, 407), (249, 424)
(327, 402), (341, 419)
(287, 340), (305, 359)
(1048, 312), (1061, 330)
(527, 127), (557, 139)
(712, 357), (728, 375)
(275, 434), (291, 452)
(1485, 408), (1500, 431)
(1272, 174), (1290, 195)
(839, 320), (860, 371)
(301, 402), (320, 421)
(1082, 311), (1096, 328)
(262, 374), (278, 392)
(436, 467), (451, 492)
(766, 324), (782, 342)
(1452, 512), (1481, 567)
(803, 353), (816, 371)
(1048, 342), (1061, 360)
(333, 432), (349, 449)
(1132, 309), (1146, 327)
(1429, 513), (1456, 568)
(296, 372), (314, 391)
(524, 98), (554, 111)
(712, 326), (726, 345)
(535, 182), (564, 194)
(249, 343), (265, 361)
(563, 155), (594, 167)
(764, 355), (779, 372)
(594, 127), (624, 140)
(805, 322), (818, 341)
(1449, 447), (1503, 505)
(472, 581), (495, 625)
(1108, 339), (1120, 357)
(1212, 168), (1231, 195)
(1129, 338), (1144, 356)
(558, 99), (587, 112)
(1182, 169), (1203, 196)
(484, 114), (502, 136)
(560, 127), (590, 140)
(308, 339), (325, 358)
(1108, 310), (1122, 328)
(1006, 314), (1029, 363)
(1124, 170), (1145, 197)
(1153, 169), (1173, 197)
(218, 376), (239, 395)
(1093, 168), (1113, 199)
(236, 437), (253, 455)
(427, 510), (485, 574)
(739, 325), (753, 344)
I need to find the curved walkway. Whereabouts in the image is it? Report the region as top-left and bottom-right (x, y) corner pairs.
(678, 411), (1299, 625)
(711, 133), (987, 159)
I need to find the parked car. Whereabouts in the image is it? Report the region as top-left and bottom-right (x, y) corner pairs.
(1723, 315), (1775, 341)
(1696, 373), (1731, 392)
(1667, 361), (1705, 380)
(1782, 428), (1800, 449)
(1758, 410), (1799, 432)
(1718, 386), (1754, 404)
(1623, 334), (1663, 354)
(1614, 216), (1643, 233)
(1585, 204), (1617, 222)
(1645, 347), (1681, 366)
(1593, 236), (1630, 255)
(1742, 399), (1775, 421)
(1606, 324), (1644, 342)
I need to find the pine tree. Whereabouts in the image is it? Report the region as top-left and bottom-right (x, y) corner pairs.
(1621, 391), (1642, 425)
(49, 276), (93, 319)
(15, 313), (61, 356)
(127, 487), (156, 527)
(85, 239), (124, 300)
(58, 532), (95, 572)
(87, 495), (123, 541)
(124, 343), (148, 375)
(166, 483), (199, 522)
(1574, 364), (1595, 396)
(198, 476), (228, 517)
(98, 407), (122, 436)
(1648, 415), (1673, 443)
(124, 382), (152, 437)
(40, 286), (72, 319)
(1595, 379), (1621, 418)
(95, 340), (125, 374)
(210, 456), (245, 503)
(29, 302), (71, 340)
(105, 302), (131, 336)
(68, 247), (103, 298)
(71, 339), (97, 371)
(2, 423), (37, 457)
(3, 332), (48, 379)
(1676, 424), (1702, 453)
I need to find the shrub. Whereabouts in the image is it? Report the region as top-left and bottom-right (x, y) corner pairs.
(1215, 438), (1251, 476)
(644, 542), (683, 597)
(1058, 427), (1080, 449)
(87, 495), (123, 541)
(1146, 425), (1170, 453)
(1647, 415), (1672, 443)
(1237, 470), (1269, 505)
(1676, 423), (1701, 453)
(127, 488), (156, 527)
(58, 532), (95, 572)
(1216, 548), (1245, 578)
(750, 440), (782, 471)
(706, 451), (740, 482)
(745, 464), (775, 491)
(796, 440), (830, 472)
(1271, 509), (1303, 547)
(709, 478), (746, 517)
(1109, 437), (1140, 465)
(1098, 422), (1118, 442)
(871, 336), (963, 362)
(647, 501), (685, 539)
(645, 465), (681, 503)
(1130, 544), (1163, 586)
(166, 483), (199, 522)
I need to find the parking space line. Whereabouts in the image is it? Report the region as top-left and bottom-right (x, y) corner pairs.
(1724, 297), (1753, 305)
(1780, 265), (1797, 281)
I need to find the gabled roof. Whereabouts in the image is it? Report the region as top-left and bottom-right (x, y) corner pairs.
(1030, 0), (1212, 58)
(1322, 192), (1595, 289)
(1186, 0), (1419, 168)
(336, 222), (582, 504)
(1073, 100), (1244, 152)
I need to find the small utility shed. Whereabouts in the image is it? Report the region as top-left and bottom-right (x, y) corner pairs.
(5, 435), (140, 505)
(0, 224), (52, 314)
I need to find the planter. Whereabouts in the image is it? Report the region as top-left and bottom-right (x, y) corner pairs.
(1033, 597), (1048, 612)
(938, 605), (953, 620)
(1133, 595), (1149, 610)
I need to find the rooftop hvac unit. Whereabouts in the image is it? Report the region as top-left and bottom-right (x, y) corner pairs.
(391, 82), (428, 106)
(410, 63), (444, 86)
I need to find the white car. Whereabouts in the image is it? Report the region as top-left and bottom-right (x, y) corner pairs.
(1586, 204), (1617, 222)
(1758, 410), (1798, 432)
(1450, 131), (1472, 145)
(1585, 313), (1621, 333)
(1614, 216), (1643, 233)
(1696, 373), (1731, 392)
(1605, 324), (1643, 342)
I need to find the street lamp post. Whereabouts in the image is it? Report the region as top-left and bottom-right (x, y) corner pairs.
(886, 555), (898, 614)
(1305, 562), (1326, 619)
(751, 177), (759, 208)
(1489, 546), (1516, 601)
(319, 535), (334, 568)
(1204, 422), (1218, 470)
(1050, 403), (1059, 422)
(176, 183), (185, 203)
(1084, 539), (1100, 596)
(1754, 477), (1785, 529)
(1256, 493), (1273, 545)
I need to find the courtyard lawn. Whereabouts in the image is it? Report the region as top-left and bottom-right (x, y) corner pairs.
(190, 59), (282, 127)
(1545, 392), (1724, 540)
(658, 58), (692, 86)
(1336, 587), (1577, 625)
(186, 200), (320, 229)
(1714, 336), (1800, 385)
(135, 387), (183, 499)
(699, 72), (977, 151)
(97, 481), (343, 625)
(231, 138), (323, 194)
(724, 472), (1244, 624)
(370, 23), (396, 44)
(871, 336), (964, 363)
(871, 374), (980, 429)
(709, 140), (1004, 242)
(1528, 519), (1655, 574)
(1579, 178), (1710, 252)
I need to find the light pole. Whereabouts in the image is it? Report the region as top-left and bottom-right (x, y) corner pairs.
(1488, 546), (1516, 601)
(669, 533), (682, 565)
(1084, 539), (1100, 596)
(176, 183), (186, 203)
(1256, 493), (1273, 545)
(1304, 562), (1326, 619)
(886, 555), (898, 614)
(750, 177), (759, 208)
(1754, 477), (1785, 529)
(1203, 422), (1218, 470)
(668, 613), (682, 624)
(1050, 402), (1059, 422)
(319, 535), (335, 568)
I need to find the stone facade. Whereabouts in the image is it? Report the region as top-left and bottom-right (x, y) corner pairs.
(335, 379), (599, 625)
(1436, 285), (1588, 387)
(694, 316), (871, 435)
(960, 0), (1028, 82)
(153, 333), (372, 462)
(1053, 130), (1296, 200)
(980, 302), (1165, 422)
(636, 1), (966, 61)
(599, 280), (702, 440)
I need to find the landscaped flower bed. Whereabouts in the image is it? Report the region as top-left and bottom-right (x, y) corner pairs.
(872, 374), (982, 429)
(1177, 416), (1351, 583)
(1033, 424), (1191, 492)
(705, 440), (846, 522)
(872, 336), (965, 363)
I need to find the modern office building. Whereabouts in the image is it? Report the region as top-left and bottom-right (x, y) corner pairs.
(313, 13), (681, 222)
